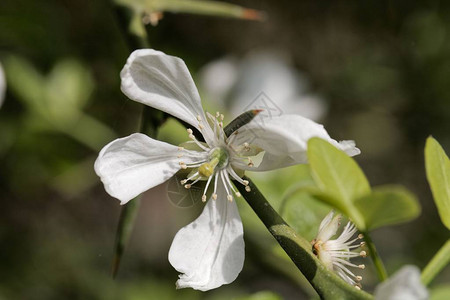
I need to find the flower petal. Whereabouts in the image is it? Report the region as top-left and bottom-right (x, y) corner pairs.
(374, 265), (428, 300)
(121, 49), (206, 131)
(317, 211), (341, 242)
(94, 133), (202, 204)
(168, 184), (245, 291)
(231, 114), (360, 171)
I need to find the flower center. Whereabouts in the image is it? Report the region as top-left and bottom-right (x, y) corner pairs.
(198, 147), (229, 178)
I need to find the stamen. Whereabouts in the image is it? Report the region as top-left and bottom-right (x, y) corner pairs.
(220, 170), (233, 202)
(359, 251), (367, 257)
(184, 184), (191, 189)
(245, 186), (251, 192)
(201, 175), (214, 202)
(212, 174), (219, 200)
(227, 195), (233, 202)
(197, 115), (202, 122)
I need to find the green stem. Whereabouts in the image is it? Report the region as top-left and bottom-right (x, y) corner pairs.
(421, 239), (450, 286)
(236, 177), (373, 300)
(362, 232), (388, 282)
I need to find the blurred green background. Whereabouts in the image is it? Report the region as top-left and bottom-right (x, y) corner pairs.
(0, 0), (449, 299)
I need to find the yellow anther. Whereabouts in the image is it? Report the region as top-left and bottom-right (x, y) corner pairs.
(360, 251), (367, 257)
(235, 192), (242, 198)
(356, 276), (362, 281)
(212, 193), (217, 200)
(201, 195), (207, 202)
(227, 195), (233, 202)
(358, 234), (364, 239)
(184, 184), (191, 189)
(243, 180), (249, 186)
(197, 115), (202, 121)
(187, 128), (193, 134)
(358, 264), (365, 269)
(245, 186), (251, 192)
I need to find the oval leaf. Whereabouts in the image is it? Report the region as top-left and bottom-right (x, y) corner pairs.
(354, 185), (421, 230)
(307, 137), (370, 228)
(425, 136), (450, 230)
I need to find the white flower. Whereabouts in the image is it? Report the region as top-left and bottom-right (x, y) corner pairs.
(0, 62), (5, 108)
(374, 265), (428, 300)
(200, 50), (327, 121)
(94, 49), (360, 291)
(312, 211), (366, 289)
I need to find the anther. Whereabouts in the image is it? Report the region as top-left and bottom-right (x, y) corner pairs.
(199, 123), (204, 130)
(245, 186), (251, 192)
(187, 128), (193, 134)
(355, 285), (361, 290)
(360, 251), (367, 257)
(243, 180), (249, 186)
(181, 165), (187, 169)
(189, 134), (195, 139)
(235, 192), (242, 198)
(227, 195), (233, 202)
(184, 184), (191, 189)
(201, 195), (207, 202)
(178, 146), (184, 151)
(355, 276), (363, 282)
(197, 115), (202, 121)
(358, 264), (365, 269)
(180, 179), (187, 184)
(216, 112), (220, 118)
(360, 242), (366, 247)
(358, 234), (364, 239)
(220, 114), (224, 121)
(212, 193), (218, 200)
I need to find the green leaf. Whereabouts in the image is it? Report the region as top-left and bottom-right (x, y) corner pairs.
(235, 291), (283, 300)
(431, 285), (450, 300)
(425, 136), (450, 229)
(354, 185), (421, 230)
(307, 137), (370, 228)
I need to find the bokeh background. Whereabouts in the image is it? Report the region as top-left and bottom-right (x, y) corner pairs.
(1, 0), (449, 299)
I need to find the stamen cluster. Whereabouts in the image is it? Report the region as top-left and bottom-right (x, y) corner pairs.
(312, 211), (366, 289)
(176, 112), (253, 203)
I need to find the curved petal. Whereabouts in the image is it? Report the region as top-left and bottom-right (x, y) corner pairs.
(168, 184), (245, 291)
(94, 133), (202, 204)
(121, 49), (208, 132)
(231, 114), (360, 171)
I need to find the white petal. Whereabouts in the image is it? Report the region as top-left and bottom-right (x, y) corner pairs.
(374, 265), (428, 300)
(120, 49), (208, 132)
(317, 211), (341, 242)
(168, 184), (245, 291)
(231, 114), (360, 171)
(94, 133), (201, 204)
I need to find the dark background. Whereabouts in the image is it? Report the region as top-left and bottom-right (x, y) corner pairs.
(0, 0), (449, 299)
